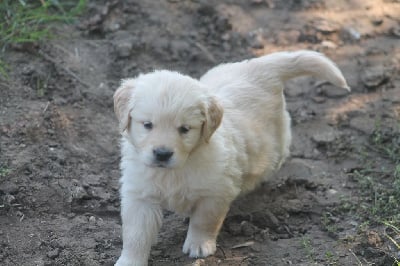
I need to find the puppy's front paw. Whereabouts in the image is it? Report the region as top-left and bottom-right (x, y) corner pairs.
(182, 235), (216, 258)
(115, 256), (148, 266)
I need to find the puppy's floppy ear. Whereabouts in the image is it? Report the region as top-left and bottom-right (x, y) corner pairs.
(202, 96), (223, 143)
(114, 79), (135, 132)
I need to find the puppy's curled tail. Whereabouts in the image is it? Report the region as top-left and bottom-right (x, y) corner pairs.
(254, 50), (350, 90)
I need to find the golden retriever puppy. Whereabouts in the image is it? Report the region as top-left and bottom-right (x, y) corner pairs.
(114, 50), (349, 266)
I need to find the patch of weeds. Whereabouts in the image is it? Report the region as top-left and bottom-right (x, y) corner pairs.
(0, 0), (86, 78)
(344, 122), (400, 263)
(0, 166), (10, 177)
(321, 212), (338, 238)
(301, 236), (316, 262)
(34, 73), (50, 97)
(349, 122), (400, 224)
(325, 250), (339, 265)
(326, 133), (354, 159)
(382, 221), (400, 265)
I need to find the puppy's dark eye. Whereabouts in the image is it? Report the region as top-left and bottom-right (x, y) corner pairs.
(143, 122), (153, 130)
(178, 125), (190, 134)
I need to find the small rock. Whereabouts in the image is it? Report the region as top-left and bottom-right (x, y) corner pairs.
(151, 249), (162, 256)
(278, 158), (313, 179)
(361, 66), (388, 89)
(221, 33), (230, 41)
(313, 19), (340, 34)
(88, 216), (96, 223)
(115, 41), (133, 58)
(249, 35), (264, 49)
(312, 96), (326, 103)
(312, 128), (337, 144)
(320, 40), (337, 49)
(4, 194), (16, 204)
(349, 220), (358, 227)
(22, 65), (35, 75)
(191, 259), (206, 266)
(83, 174), (102, 187)
(250, 243), (261, 252)
(370, 17), (383, 26)
(47, 248), (60, 259)
(390, 26), (400, 38)
(327, 188), (338, 195)
(283, 199), (303, 213)
(240, 221), (257, 237)
(319, 84), (350, 98)
(341, 27), (361, 41)
(349, 116), (375, 134)
(70, 180), (89, 200)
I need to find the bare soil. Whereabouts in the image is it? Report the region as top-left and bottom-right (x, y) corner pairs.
(1, 0), (400, 265)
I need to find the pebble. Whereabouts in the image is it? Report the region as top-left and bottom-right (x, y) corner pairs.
(312, 129), (337, 144)
(150, 250), (162, 256)
(349, 116), (375, 134)
(4, 194), (16, 204)
(70, 180), (89, 200)
(312, 96), (326, 103)
(320, 40), (337, 49)
(277, 158), (312, 179)
(191, 259), (205, 266)
(370, 17), (383, 26)
(88, 216), (96, 223)
(283, 199), (303, 213)
(361, 66), (388, 89)
(341, 27), (361, 41)
(313, 19), (340, 34)
(318, 84), (350, 98)
(390, 26), (400, 38)
(240, 221), (257, 237)
(249, 35), (264, 49)
(115, 41), (133, 58)
(47, 248), (60, 259)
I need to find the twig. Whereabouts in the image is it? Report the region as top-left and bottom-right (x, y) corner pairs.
(232, 241), (254, 249)
(194, 42), (216, 63)
(42, 101), (50, 114)
(349, 249), (363, 266)
(37, 49), (90, 88)
(217, 245), (226, 258)
(19, 213), (25, 222)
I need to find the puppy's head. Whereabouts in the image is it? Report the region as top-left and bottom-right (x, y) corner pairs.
(114, 70), (223, 169)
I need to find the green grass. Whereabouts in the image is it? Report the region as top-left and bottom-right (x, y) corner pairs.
(0, 166), (10, 177)
(347, 122), (400, 224)
(301, 236), (316, 262)
(337, 122), (400, 264)
(0, 0), (86, 78)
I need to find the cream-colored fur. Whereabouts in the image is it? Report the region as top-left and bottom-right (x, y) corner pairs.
(114, 50), (349, 266)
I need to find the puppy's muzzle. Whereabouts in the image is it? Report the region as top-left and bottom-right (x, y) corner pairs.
(153, 147), (174, 164)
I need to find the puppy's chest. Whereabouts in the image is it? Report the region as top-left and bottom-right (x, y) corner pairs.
(153, 175), (201, 215)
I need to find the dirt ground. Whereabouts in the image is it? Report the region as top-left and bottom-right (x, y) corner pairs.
(1, 0), (400, 265)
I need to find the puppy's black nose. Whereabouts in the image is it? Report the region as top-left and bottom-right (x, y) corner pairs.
(153, 147), (174, 162)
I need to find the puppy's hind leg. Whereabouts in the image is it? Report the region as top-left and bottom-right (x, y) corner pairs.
(183, 198), (230, 258)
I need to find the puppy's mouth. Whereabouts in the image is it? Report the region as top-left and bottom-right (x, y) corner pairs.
(148, 161), (172, 169)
